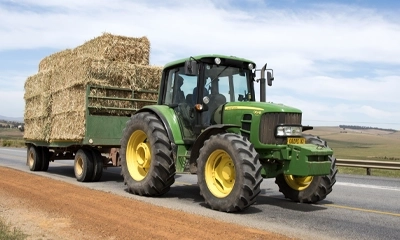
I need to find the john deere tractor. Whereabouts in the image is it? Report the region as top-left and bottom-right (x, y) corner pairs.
(120, 54), (337, 212)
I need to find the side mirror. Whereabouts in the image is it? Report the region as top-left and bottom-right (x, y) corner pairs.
(267, 71), (274, 86)
(184, 60), (198, 76)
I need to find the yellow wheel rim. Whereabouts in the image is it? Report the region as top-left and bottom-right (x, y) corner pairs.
(75, 155), (84, 177)
(205, 149), (235, 198)
(284, 175), (313, 191)
(126, 130), (151, 181)
(28, 150), (34, 168)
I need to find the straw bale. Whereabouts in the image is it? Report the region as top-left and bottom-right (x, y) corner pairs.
(23, 117), (52, 141)
(89, 60), (162, 90)
(75, 33), (150, 65)
(50, 111), (85, 140)
(51, 85), (86, 115)
(49, 57), (108, 93)
(38, 49), (76, 72)
(24, 71), (52, 99)
(24, 93), (52, 120)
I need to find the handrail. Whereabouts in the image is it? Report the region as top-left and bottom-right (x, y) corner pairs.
(336, 159), (400, 175)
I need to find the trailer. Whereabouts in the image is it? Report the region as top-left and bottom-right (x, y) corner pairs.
(26, 85), (157, 182)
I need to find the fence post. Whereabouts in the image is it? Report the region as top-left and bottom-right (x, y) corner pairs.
(366, 168), (371, 176)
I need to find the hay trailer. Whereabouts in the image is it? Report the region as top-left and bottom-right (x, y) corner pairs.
(26, 85), (157, 182)
(118, 54), (337, 212)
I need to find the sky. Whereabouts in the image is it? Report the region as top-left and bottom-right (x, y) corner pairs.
(0, 0), (400, 130)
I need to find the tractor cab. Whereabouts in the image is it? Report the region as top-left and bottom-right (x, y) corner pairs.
(158, 54), (273, 141)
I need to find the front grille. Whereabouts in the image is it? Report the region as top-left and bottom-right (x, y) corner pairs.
(259, 113), (302, 144)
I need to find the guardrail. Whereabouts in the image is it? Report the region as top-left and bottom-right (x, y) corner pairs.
(336, 159), (400, 175)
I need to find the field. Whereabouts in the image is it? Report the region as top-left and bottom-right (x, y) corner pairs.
(0, 128), (25, 147)
(308, 126), (400, 177)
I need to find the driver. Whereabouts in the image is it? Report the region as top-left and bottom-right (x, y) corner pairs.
(174, 75), (185, 103)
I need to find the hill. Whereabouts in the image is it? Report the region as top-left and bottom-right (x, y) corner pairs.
(0, 115), (23, 123)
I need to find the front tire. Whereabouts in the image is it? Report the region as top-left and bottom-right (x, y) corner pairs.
(275, 135), (338, 203)
(120, 112), (175, 196)
(197, 133), (263, 212)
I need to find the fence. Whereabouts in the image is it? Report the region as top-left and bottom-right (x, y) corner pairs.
(336, 159), (400, 175)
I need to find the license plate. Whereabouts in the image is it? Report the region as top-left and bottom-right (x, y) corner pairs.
(287, 137), (305, 144)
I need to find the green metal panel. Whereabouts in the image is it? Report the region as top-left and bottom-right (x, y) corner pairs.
(83, 115), (130, 146)
(282, 144), (333, 176)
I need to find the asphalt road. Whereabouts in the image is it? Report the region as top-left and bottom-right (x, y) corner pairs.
(1, 147), (399, 240)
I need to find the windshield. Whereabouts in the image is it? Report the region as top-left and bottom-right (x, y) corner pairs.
(204, 64), (253, 102)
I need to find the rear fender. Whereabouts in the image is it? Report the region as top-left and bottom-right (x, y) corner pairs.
(136, 106), (184, 146)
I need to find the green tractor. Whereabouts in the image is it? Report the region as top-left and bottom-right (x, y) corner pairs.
(120, 54), (337, 212)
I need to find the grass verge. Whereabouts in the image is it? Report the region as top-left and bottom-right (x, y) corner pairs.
(0, 218), (27, 240)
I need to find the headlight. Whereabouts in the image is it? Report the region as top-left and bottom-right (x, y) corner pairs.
(276, 126), (302, 136)
(248, 63), (254, 70)
(214, 57), (221, 65)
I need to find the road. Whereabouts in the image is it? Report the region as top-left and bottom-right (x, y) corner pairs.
(1, 147), (399, 240)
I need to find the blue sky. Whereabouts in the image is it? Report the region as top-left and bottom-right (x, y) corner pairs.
(0, 0), (399, 129)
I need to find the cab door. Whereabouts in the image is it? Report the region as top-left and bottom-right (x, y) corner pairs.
(161, 67), (198, 141)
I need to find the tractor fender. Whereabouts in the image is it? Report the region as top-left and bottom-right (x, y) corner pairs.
(188, 124), (240, 174)
(136, 106), (184, 146)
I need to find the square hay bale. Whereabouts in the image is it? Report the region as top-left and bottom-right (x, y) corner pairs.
(24, 70), (52, 99)
(50, 111), (86, 140)
(38, 49), (76, 72)
(75, 33), (150, 65)
(49, 57), (108, 93)
(89, 59), (162, 90)
(51, 85), (86, 115)
(23, 117), (52, 141)
(24, 93), (52, 120)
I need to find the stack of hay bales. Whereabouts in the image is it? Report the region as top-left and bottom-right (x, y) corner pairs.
(24, 33), (162, 141)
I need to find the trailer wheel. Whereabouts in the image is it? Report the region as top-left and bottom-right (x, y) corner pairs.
(120, 112), (175, 196)
(91, 149), (103, 182)
(74, 149), (94, 182)
(197, 133), (263, 212)
(275, 135), (338, 203)
(41, 147), (50, 171)
(27, 145), (42, 171)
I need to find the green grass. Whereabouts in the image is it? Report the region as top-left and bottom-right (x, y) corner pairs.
(0, 218), (27, 240)
(0, 128), (25, 148)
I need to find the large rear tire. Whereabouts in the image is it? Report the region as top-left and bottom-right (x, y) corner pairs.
(120, 112), (175, 196)
(197, 133), (263, 212)
(275, 135), (338, 203)
(74, 149), (94, 182)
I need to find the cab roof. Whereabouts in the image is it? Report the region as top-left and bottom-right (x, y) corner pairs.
(163, 54), (256, 69)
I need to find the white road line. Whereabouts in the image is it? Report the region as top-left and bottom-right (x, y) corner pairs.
(336, 182), (400, 192)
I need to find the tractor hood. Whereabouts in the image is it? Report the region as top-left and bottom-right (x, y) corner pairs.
(212, 101), (302, 125)
(224, 102), (301, 113)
